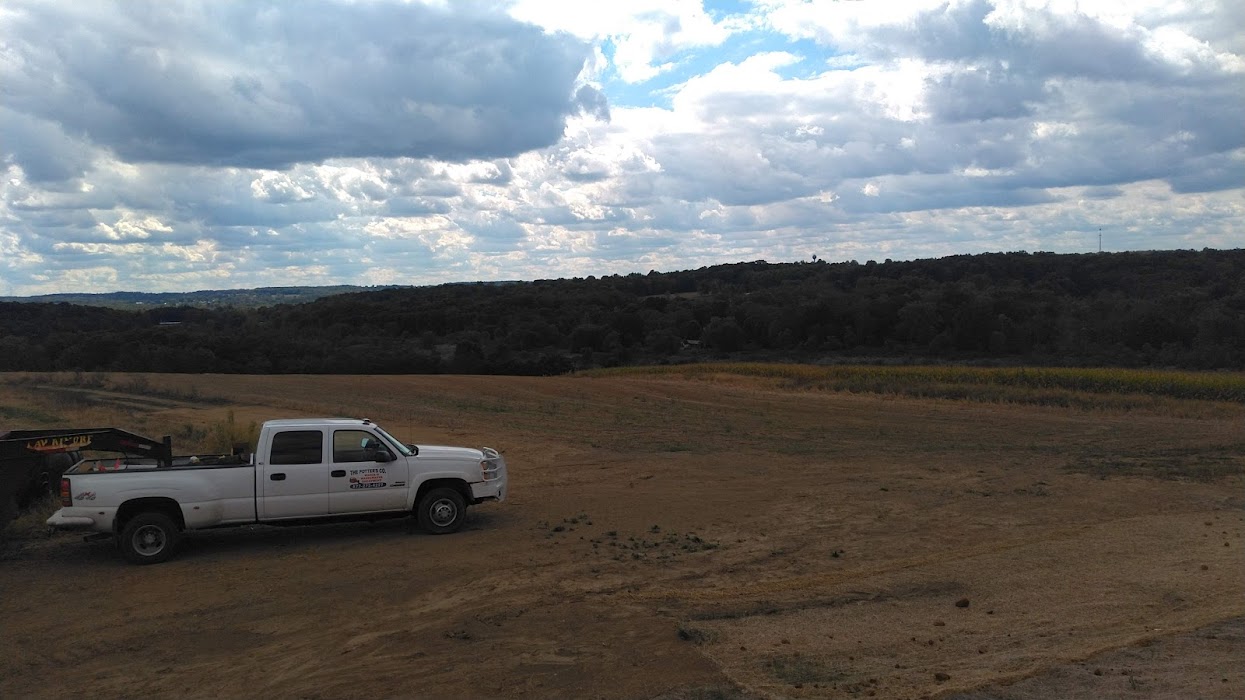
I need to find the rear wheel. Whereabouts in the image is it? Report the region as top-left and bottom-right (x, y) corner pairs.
(416, 487), (466, 534)
(119, 512), (182, 565)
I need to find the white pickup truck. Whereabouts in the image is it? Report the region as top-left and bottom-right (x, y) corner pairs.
(46, 418), (507, 564)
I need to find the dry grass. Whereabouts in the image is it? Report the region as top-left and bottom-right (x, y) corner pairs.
(2, 371), (228, 405)
(0, 495), (58, 551)
(587, 363), (1245, 411)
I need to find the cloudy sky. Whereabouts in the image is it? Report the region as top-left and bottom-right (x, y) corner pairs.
(1, 0), (1241, 295)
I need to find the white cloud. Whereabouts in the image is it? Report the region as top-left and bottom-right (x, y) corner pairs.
(1, 1), (595, 171)
(0, 0), (1240, 295)
(250, 173), (316, 204)
(97, 212), (174, 241)
(509, 0), (740, 82)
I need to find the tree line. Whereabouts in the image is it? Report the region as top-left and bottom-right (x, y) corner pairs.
(1, 249), (1242, 374)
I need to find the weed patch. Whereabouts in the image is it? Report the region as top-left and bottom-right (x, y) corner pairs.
(0, 494), (59, 545)
(677, 624), (717, 644)
(0, 405), (64, 424)
(649, 685), (752, 700)
(585, 363), (1245, 411)
(762, 654), (846, 685)
(1066, 447), (1245, 482)
(660, 443), (694, 452)
(206, 411), (260, 453)
(2, 372), (230, 405)
(594, 530), (721, 561)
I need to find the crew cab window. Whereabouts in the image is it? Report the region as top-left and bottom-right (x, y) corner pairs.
(269, 430), (324, 465)
(333, 430), (385, 463)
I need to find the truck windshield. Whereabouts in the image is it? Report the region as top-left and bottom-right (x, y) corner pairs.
(375, 426), (414, 456)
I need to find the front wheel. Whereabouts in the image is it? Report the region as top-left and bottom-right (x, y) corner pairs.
(119, 512), (182, 565)
(416, 488), (466, 534)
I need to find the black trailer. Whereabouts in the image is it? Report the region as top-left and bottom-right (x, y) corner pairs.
(0, 428), (172, 523)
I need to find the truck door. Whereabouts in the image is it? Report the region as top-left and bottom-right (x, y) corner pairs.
(328, 429), (409, 514)
(259, 429), (328, 519)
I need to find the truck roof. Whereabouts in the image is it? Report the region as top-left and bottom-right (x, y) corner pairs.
(263, 418), (375, 429)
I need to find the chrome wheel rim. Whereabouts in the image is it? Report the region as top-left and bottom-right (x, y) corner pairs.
(132, 524), (166, 556)
(429, 498), (457, 527)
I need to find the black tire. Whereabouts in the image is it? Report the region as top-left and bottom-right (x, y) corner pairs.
(26, 468), (54, 506)
(415, 487), (466, 534)
(119, 512), (182, 565)
(0, 493), (17, 526)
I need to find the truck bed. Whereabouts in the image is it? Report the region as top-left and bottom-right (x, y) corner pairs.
(69, 454), (253, 474)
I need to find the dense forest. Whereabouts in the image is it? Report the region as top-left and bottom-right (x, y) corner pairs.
(1, 250), (1242, 374)
(0, 285), (396, 310)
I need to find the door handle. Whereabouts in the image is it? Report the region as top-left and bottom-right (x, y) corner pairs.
(270, 473), (286, 481)
(330, 470), (346, 478)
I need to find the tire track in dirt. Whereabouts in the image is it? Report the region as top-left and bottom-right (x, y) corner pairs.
(681, 510), (1244, 699)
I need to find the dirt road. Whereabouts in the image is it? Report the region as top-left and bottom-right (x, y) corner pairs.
(2, 373), (1242, 699)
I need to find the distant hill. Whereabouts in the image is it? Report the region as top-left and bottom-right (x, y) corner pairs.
(0, 250), (1242, 374)
(0, 285), (405, 310)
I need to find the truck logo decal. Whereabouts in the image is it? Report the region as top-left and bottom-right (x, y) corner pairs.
(348, 469), (386, 484)
(348, 468), (388, 489)
(27, 435), (92, 453)
(74, 491), (96, 501)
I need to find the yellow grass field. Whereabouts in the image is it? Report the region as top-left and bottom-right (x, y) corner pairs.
(1, 368), (1243, 699)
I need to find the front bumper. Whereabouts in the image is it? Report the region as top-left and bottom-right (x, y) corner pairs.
(470, 452), (508, 503)
(470, 478), (507, 503)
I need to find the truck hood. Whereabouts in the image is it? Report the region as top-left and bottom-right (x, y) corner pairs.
(413, 445), (483, 461)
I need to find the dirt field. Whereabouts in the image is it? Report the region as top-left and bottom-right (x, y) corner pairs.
(2, 372), (1243, 699)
